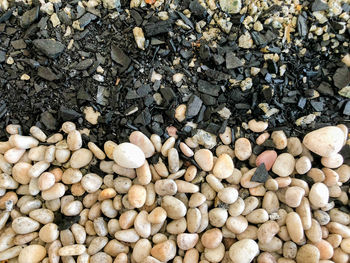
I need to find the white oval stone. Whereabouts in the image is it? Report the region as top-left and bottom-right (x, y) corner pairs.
(129, 131), (155, 158)
(113, 143), (145, 169)
(229, 239), (259, 263)
(303, 126), (344, 157)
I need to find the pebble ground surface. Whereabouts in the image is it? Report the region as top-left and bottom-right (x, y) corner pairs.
(0, 0), (350, 262)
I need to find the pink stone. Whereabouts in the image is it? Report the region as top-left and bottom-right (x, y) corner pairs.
(256, 150), (277, 171)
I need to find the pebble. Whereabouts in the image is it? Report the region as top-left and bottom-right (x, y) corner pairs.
(287, 137), (303, 156)
(303, 126), (344, 157)
(151, 240), (177, 262)
(255, 150), (277, 171)
(218, 187), (238, 204)
(295, 156), (312, 174)
(161, 195), (187, 219)
(70, 148), (93, 169)
(296, 244), (320, 263)
(235, 138), (252, 161)
(128, 185), (146, 208)
(129, 131), (155, 158)
(12, 216), (40, 234)
(271, 131), (288, 150)
(201, 228), (222, 249)
(285, 186), (305, 207)
(229, 239), (259, 263)
(133, 27), (145, 50)
(286, 212), (304, 244)
(219, 126), (232, 145)
(175, 104), (187, 122)
(321, 153), (343, 168)
(194, 149), (213, 171)
(83, 106), (100, 125)
(213, 153), (234, 179)
(18, 245), (46, 263)
(177, 233), (199, 250)
(272, 153), (295, 177)
(58, 244), (86, 256)
(248, 119), (268, 132)
(309, 182), (329, 208)
(113, 143), (145, 168)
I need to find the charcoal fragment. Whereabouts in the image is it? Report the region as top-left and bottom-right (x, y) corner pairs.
(198, 80), (220, 96)
(311, 0), (329, 11)
(33, 39), (65, 59)
(310, 100), (324, 111)
(75, 59), (94, 70)
(189, 0), (207, 18)
(343, 101), (350, 116)
(40, 112), (57, 130)
(37, 66), (59, 81)
(111, 44), (131, 72)
(144, 20), (173, 37)
(226, 52), (242, 69)
(187, 95), (203, 118)
(333, 67), (350, 89)
(317, 82), (334, 96)
(20, 6), (39, 28)
(251, 163), (268, 183)
(54, 212), (80, 231)
(297, 12), (308, 37)
(59, 106), (81, 121)
(0, 51), (5, 63)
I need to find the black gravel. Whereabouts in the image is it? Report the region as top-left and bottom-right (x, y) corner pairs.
(0, 0), (349, 146)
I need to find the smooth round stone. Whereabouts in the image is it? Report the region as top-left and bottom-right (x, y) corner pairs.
(129, 131), (155, 158)
(151, 240), (176, 262)
(295, 156), (312, 174)
(194, 149), (213, 172)
(296, 244), (320, 263)
(272, 153), (295, 177)
(309, 182), (329, 208)
(235, 138), (252, 161)
(70, 148), (93, 169)
(18, 245), (46, 263)
(256, 150), (277, 171)
(303, 126), (344, 157)
(213, 153), (234, 179)
(161, 195), (187, 219)
(177, 233), (199, 250)
(12, 216), (40, 234)
(285, 186), (305, 208)
(248, 119), (268, 133)
(321, 154), (344, 169)
(229, 239), (259, 263)
(113, 143), (145, 169)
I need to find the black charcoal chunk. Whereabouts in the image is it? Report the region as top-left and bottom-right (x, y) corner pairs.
(54, 212), (80, 231)
(311, 0), (329, 11)
(297, 12), (308, 37)
(59, 106), (81, 121)
(20, 6), (39, 28)
(37, 66), (59, 81)
(144, 20), (173, 37)
(199, 44), (211, 60)
(33, 39), (65, 59)
(134, 108), (152, 125)
(160, 87), (176, 103)
(317, 82), (334, 96)
(176, 11), (194, 29)
(40, 112), (57, 130)
(78, 13), (97, 29)
(137, 84), (152, 97)
(197, 79), (220, 96)
(0, 7), (14, 23)
(343, 101), (350, 116)
(75, 59), (94, 70)
(187, 95), (203, 118)
(0, 51), (5, 63)
(310, 100), (324, 111)
(251, 163), (268, 183)
(334, 66), (350, 89)
(226, 52), (242, 69)
(189, 0), (207, 19)
(111, 44), (131, 72)
(213, 54), (225, 65)
(130, 10), (142, 26)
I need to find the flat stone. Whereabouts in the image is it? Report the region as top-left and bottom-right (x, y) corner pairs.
(40, 112), (57, 130)
(33, 39), (65, 59)
(111, 44), (131, 72)
(226, 52), (242, 69)
(311, 0), (329, 11)
(251, 163), (268, 183)
(20, 6), (39, 28)
(198, 79), (220, 96)
(37, 66), (59, 81)
(186, 95), (203, 118)
(0, 51), (5, 63)
(344, 101), (350, 116)
(11, 39), (26, 49)
(334, 67), (350, 89)
(75, 59), (94, 70)
(219, 0), (242, 14)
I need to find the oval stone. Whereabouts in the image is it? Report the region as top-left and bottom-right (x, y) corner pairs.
(129, 131), (155, 158)
(113, 143), (145, 169)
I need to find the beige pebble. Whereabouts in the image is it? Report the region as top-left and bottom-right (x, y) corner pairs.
(256, 132), (270, 145)
(128, 185), (146, 208)
(113, 143), (145, 169)
(133, 239), (152, 262)
(62, 168), (82, 184)
(189, 192), (206, 208)
(4, 147), (25, 163)
(175, 104), (187, 122)
(296, 244), (320, 263)
(28, 145), (47, 161)
(70, 148), (93, 169)
(305, 219), (322, 243)
(12, 134), (39, 149)
(41, 183), (66, 200)
(213, 153), (234, 179)
(12, 216), (40, 234)
(218, 187), (238, 204)
(187, 207), (201, 233)
(81, 173), (102, 193)
(12, 162), (31, 184)
(246, 209), (269, 224)
(151, 240), (177, 262)
(59, 245), (86, 256)
(309, 182), (329, 208)
(303, 126), (344, 157)
(150, 134), (162, 152)
(226, 216), (248, 234)
(67, 130), (82, 151)
(148, 207), (167, 224)
(201, 228), (222, 249)
(129, 131), (155, 158)
(285, 186), (305, 207)
(175, 180), (199, 193)
(168, 148), (180, 173)
(162, 195), (187, 219)
(321, 154), (343, 168)
(134, 210), (151, 238)
(104, 141), (118, 159)
(179, 142), (194, 157)
(194, 149), (213, 171)
(47, 133), (63, 143)
(204, 243), (225, 262)
(18, 245), (46, 263)
(295, 156), (312, 174)
(229, 239), (259, 263)
(184, 165), (197, 182)
(39, 223), (59, 243)
(248, 119), (268, 132)
(271, 131), (287, 150)
(340, 238), (350, 254)
(219, 126), (232, 145)
(208, 207), (227, 228)
(272, 153), (295, 177)
(235, 138), (252, 161)
(38, 172), (56, 191)
(286, 212), (304, 244)
(315, 239), (333, 260)
(287, 137), (303, 156)
(161, 137), (175, 157)
(177, 233), (199, 250)
(257, 220), (280, 243)
(336, 164), (350, 183)
(88, 142), (106, 160)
